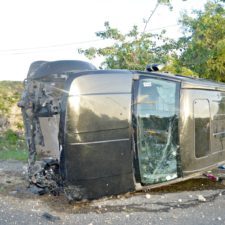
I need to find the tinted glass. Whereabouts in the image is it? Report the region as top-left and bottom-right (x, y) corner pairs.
(136, 78), (179, 184)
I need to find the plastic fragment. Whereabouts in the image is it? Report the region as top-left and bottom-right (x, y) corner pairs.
(198, 195), (206, 202)
(42, 212), (60, 222)
(145, 194), (151, 199)
(203, 173), (219, 181)
(218, 165), (225, 169)
(203, 173), (225, 182)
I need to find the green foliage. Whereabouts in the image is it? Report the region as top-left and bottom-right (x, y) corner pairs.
(16, 121), (24, 130)
(178, 0), (225, 81)
(79, 0), (174, 70)
(0, 81), (23, 116)
(79, 22), (177, 70)
(4, 129), (19, 144)
(0, 149), (28, 161)
(157, 0), (173, 10)
(79, 1), (224, 82)
(162, 57), (198, 76)
(0, 129), (27, 161)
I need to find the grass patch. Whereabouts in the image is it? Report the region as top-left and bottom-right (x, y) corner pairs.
(0, 149), (28, 161)
(0, 129), (28, 161)
(0, 81), (23, 116)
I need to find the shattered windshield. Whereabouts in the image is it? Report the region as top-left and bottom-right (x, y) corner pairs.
(136, 77), (180, 184)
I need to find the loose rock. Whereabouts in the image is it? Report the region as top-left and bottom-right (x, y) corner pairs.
(198, 195), (206, 202)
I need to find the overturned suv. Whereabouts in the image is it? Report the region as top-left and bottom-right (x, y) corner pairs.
(19, 60), (225, 200)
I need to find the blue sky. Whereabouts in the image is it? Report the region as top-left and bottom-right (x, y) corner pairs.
(0, 0), (207, 81)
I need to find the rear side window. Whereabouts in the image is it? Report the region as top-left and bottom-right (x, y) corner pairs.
(135, 77), (180, 184)
(194, 99), (210, 158)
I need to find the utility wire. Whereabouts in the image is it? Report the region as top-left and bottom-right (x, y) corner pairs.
(146, 24), (178, 32)
(0, 39), (102, 53)
(0, 24), (179, 56)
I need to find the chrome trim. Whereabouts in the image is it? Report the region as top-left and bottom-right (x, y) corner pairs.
(213, 131), (225, 137)
(69, 138), (129, 146)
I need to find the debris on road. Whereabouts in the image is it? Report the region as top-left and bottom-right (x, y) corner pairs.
(41, 212), (60, 222)
(197, 195), (206, 202)
(28, 159), (62, 196)
(218, 165), (225, 170)
(145, 194), (151, 199)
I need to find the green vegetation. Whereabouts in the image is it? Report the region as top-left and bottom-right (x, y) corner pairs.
(78, 22), (176, 71)
(178, 0), (225, 81)
(79, 0), (225, 81)
(78, 0), (175, 71)
(0, 129), (27, 161)
(0, 149), (28, 161)
(0, 81), (27, 161)
(0, 81), (23, 116)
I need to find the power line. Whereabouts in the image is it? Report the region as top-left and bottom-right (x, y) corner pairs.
(0, 39), (102, 53)
(0, 46), (81, 56)
(146, 24), (178, 32)
(0, 24), (179, 56)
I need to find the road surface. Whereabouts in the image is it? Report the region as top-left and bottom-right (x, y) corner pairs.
(0, 160), (225, 225)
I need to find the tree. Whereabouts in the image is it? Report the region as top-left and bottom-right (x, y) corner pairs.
(177, 0), (225, 81)
(79, 0), (225, 80)
(78, 22), (176, 70)
(78, 0), (175, 71)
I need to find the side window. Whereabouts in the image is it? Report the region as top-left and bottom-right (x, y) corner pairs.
(136, 78), (179, 184)
(194, 99), (210, 158)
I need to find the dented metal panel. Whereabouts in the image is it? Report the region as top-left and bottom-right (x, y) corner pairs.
(18, 60), (97, 180)
(61, 72), (135, 199)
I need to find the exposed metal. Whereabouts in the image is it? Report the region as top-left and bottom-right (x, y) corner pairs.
(146, 64), (164, 72)
(18, 60), (97, 182)
(18, 60), (225, 200)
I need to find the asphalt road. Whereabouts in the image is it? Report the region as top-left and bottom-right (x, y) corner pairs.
(1, 160), (225, 225)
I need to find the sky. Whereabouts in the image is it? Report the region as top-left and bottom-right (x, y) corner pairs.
(0, 0), (208, 81)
